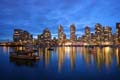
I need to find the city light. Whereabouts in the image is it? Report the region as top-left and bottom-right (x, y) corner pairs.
(0, 23), (118, 47)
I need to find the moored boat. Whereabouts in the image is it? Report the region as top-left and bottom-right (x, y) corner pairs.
(10, 51), (40, 60)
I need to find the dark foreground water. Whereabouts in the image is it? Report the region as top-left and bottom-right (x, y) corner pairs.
(0, 46), (120, 80)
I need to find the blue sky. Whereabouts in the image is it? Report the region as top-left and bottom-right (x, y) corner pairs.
(0, 0), (120, 40)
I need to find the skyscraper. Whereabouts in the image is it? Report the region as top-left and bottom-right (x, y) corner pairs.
(43, 28), (51, 42)
(23, 30), (33, 41)
(103, 27), (112, 42)
(85, 26), (90, 35)
(70, 24), (76, 41)
(58, 25), (64, 41)
(13, 29), (23, 42)
(116, 23), (120, 44)
(13, 29), (33, 42)
(85, 26), (91, 42)
(37, 28), (51, 47)
(37, 34), (44, 46)
(95, 23), (103, 42)
(58, 25), (66, 45)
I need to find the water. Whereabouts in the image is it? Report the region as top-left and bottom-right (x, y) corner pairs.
(0, 46), (120, 80)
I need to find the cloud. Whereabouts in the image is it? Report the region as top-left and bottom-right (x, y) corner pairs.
(0, 0), (119, 40)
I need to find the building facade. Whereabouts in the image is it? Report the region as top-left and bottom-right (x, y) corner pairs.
(58, 25), (66, 45)
(85, 26), (91, 44)
(38, 28), (51, 47)
(103, 27), (112, 42)
(116, 23), (120, 44)
(13, 29), (33, 44)
(13, 29), (23, 42)
(95, 23), (103, 44)
(70, 24), (76, 41)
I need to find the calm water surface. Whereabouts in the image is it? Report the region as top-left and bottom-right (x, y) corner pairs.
(0, 47), (120, 80)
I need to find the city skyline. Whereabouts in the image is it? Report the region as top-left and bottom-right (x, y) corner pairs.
(0, 0), (120, 79)
(0, 0), (120, 40)
(1, 23), (120, 41)
(13, 23), (119, 41)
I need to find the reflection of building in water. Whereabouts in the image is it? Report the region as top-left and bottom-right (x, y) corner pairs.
(43, 48), (51, 68)
(3, 47), (10, 53)
(93, 47), (113, 68)
(58, 47), (76, 71)
(77, 47), (83, 54)
(69, 47), (76, 70)
(78, 47), (113, 69)
(116, 48), (120, 69)
(10, 59), (38, 67)
(58, 47), (65, 71)
(38, 48), (51, 68)
(77, 47), (92, 66)
(102, 47), (112, 68)
(94, 47), (103, 68)
(82, 47), (90, 65)
(38, 48), (44, 56)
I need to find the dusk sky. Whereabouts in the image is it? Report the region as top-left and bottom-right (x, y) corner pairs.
(0, 0), (120, 41)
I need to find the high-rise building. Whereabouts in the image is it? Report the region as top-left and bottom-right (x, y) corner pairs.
(63, 33), (66, 40)
(85, 26), (90, 35)
(90, 33), (97, 45)
(81, 35), (87, 42)
(58, 25), (64, 41)
(23, 30), (33, 41)
(85, 26), (91, 42)
(38, 28), (52, 47)
(13, 29), (33, 44)
(13, 29), (23, 42)
(116, 23), (120, 44)
(52, 37), (58, 46)
(43, 28), (51, 41)
(103, 27), (112, 42)
(58, 25), (66, 46)
(37, 34), (44, 46)
(70, 24), (76, 41)
(95, 23), (103, 42)
(38, 34), (44, 40)
(42, 28), (51, 46)
(38, 28), (51, 47)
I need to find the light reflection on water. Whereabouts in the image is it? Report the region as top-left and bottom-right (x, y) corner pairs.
(0, 46), (120, 80)
(37, 47), (120, 71)
(11, 47), (120, 70)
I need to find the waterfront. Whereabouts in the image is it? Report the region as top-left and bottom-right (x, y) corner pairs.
(0, 46), (120, 80)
